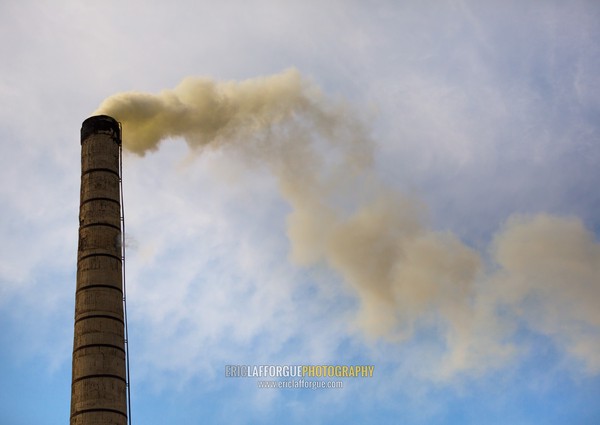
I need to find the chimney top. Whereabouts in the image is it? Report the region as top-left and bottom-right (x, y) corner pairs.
(81, 115), (121, 145)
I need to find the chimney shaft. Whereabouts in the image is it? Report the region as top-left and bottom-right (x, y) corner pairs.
(71, 115), (127, 425)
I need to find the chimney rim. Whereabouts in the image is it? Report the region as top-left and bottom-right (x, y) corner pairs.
(81, 115), (122, 145)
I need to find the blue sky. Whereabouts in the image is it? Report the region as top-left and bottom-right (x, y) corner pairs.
(1, 0), (599, 424)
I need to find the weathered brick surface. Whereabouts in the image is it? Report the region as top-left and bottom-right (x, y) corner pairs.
(71, 117), (127, 425)
(71, 411), (127, 425)
(76, 256), (122, 291)
(77, 225), (121, 260)
(72, 346), (126, 381)
(81, 132), (120, 172)
(80, 172), (120, 203)
(74, 316), (124, 348)
(74, 288), (124, 322)
(80, 199), (121, 229)
(71, 377), (127, 416)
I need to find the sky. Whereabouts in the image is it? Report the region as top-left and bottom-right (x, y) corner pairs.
(1, 0), (599, 424)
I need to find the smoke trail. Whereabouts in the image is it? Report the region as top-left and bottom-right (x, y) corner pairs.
(95, 69), (600, 377)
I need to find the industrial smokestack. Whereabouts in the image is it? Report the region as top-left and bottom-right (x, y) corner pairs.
(70, 115), (127, 425)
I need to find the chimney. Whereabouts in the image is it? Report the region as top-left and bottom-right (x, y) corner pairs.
(71, 115), (128, 425)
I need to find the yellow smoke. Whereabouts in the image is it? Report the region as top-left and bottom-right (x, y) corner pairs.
(95, 69), (600, 377)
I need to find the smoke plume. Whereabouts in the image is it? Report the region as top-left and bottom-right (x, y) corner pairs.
(95, 69), (600, 377)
